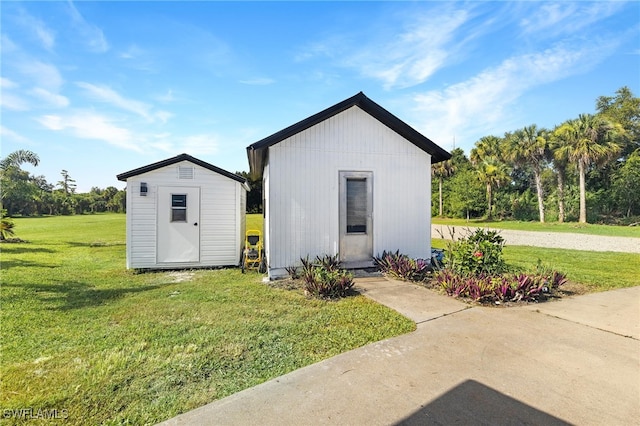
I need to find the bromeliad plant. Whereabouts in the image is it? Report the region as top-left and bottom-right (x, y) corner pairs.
(299, 255), (354, 299)
(435, 227), (567, 304)
(435, 269), (567, 303)
(373, 250), (432, 282)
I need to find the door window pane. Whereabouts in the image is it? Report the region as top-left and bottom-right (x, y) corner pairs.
(171, 194), (187, 222)
(346, 178), (367, 233)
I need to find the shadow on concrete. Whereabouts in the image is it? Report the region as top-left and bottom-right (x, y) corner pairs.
(395, 380), (570, 425)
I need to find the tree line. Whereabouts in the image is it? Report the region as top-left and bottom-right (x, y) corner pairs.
(432, 86), (639, 224)
(0, 150), (125, 217)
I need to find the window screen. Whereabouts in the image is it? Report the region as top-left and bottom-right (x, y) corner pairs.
(346, 178), (367, 233)
(171, 194), (187, 222)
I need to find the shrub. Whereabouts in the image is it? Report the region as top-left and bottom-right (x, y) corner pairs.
(300, 255), (354, 299)
(434, 268), (567, 304)
(444, 228), (507, 275)
(373, 250), (432, 282)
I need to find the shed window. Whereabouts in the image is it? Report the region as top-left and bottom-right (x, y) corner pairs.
(346, 178), (367, 233)
(171, 194), (187, 222)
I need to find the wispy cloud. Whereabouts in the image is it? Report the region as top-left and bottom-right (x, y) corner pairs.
(239, 77), (275, 86)
(16, 59), (64, 91)
(519, 2), (626, 37)
(76, 82), (153, 120)
(0, 125), (32, 144)
(15, 7), (56, 51)
(29, 87), (69, 108)
(298, 6), (475, 89)
(37, 112), (138, 151)
(66, 1), (109, 53)
(0, 92), (30, 111)
(410, 39), (620, 148)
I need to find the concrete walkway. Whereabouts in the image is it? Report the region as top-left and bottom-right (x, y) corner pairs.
(160, 278), (640, 425)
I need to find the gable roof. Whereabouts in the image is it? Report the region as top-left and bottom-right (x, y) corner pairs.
(116, 153), (248, 187)
(246, 91), (451, 177)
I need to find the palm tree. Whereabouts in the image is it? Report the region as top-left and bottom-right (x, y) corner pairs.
(432, 159), (456, 217)
(0, 149), (40, 171)
(505, 125), (549, 223)
(476, 156), (510, 220)
(549, 129), (570, 223)
(470, 135), (503, 165)
(554, 114), (622, 223)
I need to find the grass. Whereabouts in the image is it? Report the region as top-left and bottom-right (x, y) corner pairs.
(432, 217), (640, 238)
(431, 239), (640, 291)
(1, 214), (415, 425)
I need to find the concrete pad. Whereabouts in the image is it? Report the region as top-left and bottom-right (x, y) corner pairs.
(523, 286), (640, 339)
(159, 307), (639, 426)
(354, 277), (470, 324)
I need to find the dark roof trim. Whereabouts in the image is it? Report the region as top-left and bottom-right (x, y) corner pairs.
(116, 153), (248, 186)
(246, 91), (451, 177)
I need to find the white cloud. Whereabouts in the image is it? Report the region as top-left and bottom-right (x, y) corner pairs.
(16, 59), (64, 91)
(149, 133), (219, 156)
(299, 7), (473, 89)
(15, 7), (56, 51)
(239, 77), (276, 86)
(0, 125), (32, 144)
(410, 40), (619, 149)
(76, 82), (153, 120)
(29, 87), (69, 108)
(355, 9), (470, 89)
(520, 2), (626, 37)
(66, 1), (109, 53)
(1, 77), (19, 89)
(37, 112), (138, 151)
(0, 93), (30, 111)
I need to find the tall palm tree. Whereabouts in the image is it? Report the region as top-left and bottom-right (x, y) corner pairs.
(554, 114), (622, 223)
(470, 135), (503, 165)
(549, 129), (570, 223)
(432, 159), (456, 217)
(476, 156), (510, 220)
(505, 125), (549, 223)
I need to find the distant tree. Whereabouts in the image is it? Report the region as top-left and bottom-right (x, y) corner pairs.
(476, 156), (510, 220)
(470, 135), (504, 165)
(57, 170), (77, 195)
(597, 86), (639, 157)
(0, 150), (41, 216)
(236, 171), (262, 213)
(432, 158), (457, 217)
(612, 149), (640, 218)
(554, 114), (622, 223)
(549, 129), (571, 223)
(505, 125), (549, 223)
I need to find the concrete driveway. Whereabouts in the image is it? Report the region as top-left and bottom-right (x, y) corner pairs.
(160, 278), (640, 425)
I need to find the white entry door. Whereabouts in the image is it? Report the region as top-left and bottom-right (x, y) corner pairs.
(157, 186), (200, 263)
(339, 171), (373, 263)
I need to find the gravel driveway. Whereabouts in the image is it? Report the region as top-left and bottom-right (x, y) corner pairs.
(431, 224), (640, 254)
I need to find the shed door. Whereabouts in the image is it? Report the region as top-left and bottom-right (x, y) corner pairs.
(339, 172), (373, 263)
(157, 186), (200, 263)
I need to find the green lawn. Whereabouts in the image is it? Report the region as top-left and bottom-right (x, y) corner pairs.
(1, 214), (415, 425)
(432, 217), (640, 238)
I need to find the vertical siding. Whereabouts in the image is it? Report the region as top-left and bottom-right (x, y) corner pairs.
(267, 106), (432, 277)
(125, 161), (246, 269)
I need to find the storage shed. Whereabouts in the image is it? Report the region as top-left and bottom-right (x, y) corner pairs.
(247, 92), (451, 279)
(117, 153), (249, 270)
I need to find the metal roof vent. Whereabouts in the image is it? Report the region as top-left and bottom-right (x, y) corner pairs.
(178, 166), (194, 179)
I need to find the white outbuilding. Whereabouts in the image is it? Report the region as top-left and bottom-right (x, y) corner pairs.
(247, 92), (451, 279)
(117, 153), (249, 270)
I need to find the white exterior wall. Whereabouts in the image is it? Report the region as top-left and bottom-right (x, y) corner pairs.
(266, 106), (432, 278)
(125, 160), (245, 269)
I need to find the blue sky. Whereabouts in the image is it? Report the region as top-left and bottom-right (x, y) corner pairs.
(2, 1), (639, 192)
